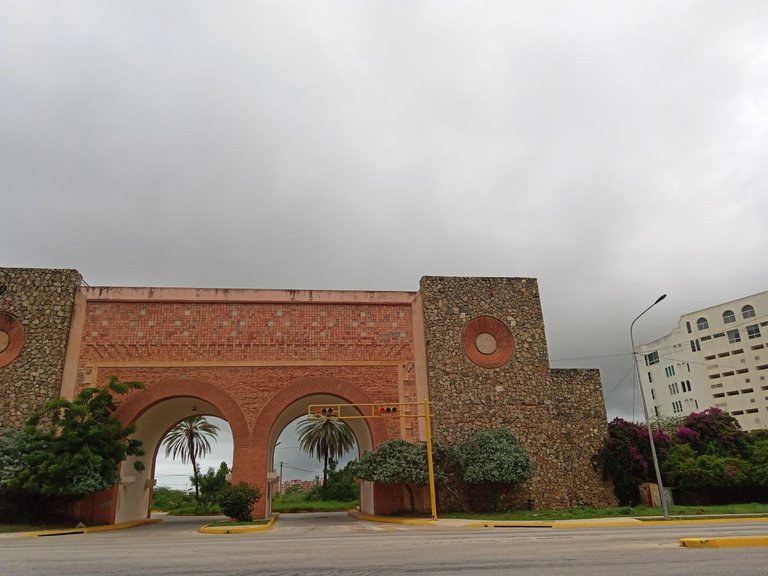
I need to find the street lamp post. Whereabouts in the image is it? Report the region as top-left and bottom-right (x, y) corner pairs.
(630, 294), (670, 519)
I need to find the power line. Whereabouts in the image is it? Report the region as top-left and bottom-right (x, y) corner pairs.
(604, 364), (635, 400)
(551, 352), (631, 362)
(281, 463), (320, 474)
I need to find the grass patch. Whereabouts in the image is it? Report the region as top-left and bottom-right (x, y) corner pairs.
(272, 491), (358, 513)
(441, 502), (768, 521)
(207, 518), (271, 527)
(151, 487), (196, 511)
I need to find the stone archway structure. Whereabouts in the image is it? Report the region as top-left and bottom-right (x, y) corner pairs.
(0, 268), (618, 524)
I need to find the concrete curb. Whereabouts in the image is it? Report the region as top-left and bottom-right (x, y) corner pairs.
(680, 536), (768, 548)
(199, 514), (278, 534)
(349, 510), (768, 530)
(348, 510), (436, 526)
(21, 518), (162, 538)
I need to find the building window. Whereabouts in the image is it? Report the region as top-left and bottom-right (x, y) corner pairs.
(743, 305), (756, 319)
(654, 406), (659, 418)
(727, 329), (741, 344)
(686, 321), (692, 334)
(723, 310), (736, 324)
(645, 351), (659, 366)
(697, 317), (709, 330)
(648, 372), (653, 383)
(690, 340), (700, 352)
(664, 365), (676, 377)
(651, 389), (655, 400)
(747, 324), (762, 340)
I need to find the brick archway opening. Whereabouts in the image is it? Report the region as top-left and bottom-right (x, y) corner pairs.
(253, 377), (392, 518)
(116, 396), (230, 524)
(266, 393), (372, 516)
(99, 380), (251, 525)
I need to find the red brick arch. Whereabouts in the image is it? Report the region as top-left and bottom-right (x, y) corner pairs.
(246, 377), (393, 518)
(115, 378), (251, 451)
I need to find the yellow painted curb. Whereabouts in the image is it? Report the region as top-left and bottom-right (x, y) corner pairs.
(348, 510), (436, 526)
(199, 514), (278, 534)
(466, 521), (554, 528)
(554, 517), (768, 529)
(680, 536), (768, 548)
(22, 518), (161, 538)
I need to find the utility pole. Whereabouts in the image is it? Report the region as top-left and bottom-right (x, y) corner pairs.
(631, 294), (670, 519)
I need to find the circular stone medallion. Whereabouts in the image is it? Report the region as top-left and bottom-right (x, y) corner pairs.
(461, 316), (515, 369)
(0, 313), (25, 368)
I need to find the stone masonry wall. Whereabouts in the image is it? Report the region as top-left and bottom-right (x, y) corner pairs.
(420, 276), (616, 510)
(0, 268), (81, 429)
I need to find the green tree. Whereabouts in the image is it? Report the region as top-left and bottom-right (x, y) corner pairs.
(162, 415), (220, 502)
(305, 458), (359, 502)
(750, 439), (768, 488)
(455, 429), (533, 512)
(353, 439), (446, 513)
(0, 377), (145, 520)
(297, 417), (356, 487)
(196, 462), (231, 511)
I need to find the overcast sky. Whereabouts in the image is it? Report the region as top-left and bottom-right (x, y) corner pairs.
(2, 1), (767, 486)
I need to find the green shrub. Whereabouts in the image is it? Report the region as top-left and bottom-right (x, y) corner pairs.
(218, 482), (262, 522)
(456, 429), (533, 485)
(663, 444), (751, 489)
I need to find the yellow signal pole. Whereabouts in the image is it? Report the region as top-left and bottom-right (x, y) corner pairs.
(423, 398), (437, 520)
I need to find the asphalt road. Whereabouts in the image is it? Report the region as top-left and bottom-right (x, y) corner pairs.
(2, 512), (767, 576)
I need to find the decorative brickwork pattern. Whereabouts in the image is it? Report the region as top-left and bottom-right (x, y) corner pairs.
(0, 268), (81, 429)
(76, 299), (420, 443)
(420, 276), (616, 510)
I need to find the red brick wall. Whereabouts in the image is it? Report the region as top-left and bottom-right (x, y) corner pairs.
(74, 295), (421, 519)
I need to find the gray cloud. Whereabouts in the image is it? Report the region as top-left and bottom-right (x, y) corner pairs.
(3, 1), (767, 432)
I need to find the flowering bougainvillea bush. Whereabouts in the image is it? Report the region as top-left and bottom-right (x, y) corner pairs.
(600, 408), (768, 505)
(599, 418), (672, 505)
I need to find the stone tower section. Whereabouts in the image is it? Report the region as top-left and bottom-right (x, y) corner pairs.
(419, 276), (615, 510)
(0, 268), (82, 429)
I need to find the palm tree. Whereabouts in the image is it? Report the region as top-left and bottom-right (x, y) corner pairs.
(297, 417), (356, 487)
(161, 415), (220, 501)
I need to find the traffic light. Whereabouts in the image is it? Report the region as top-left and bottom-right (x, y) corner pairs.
(311, 406), (337, 418)
(377, 404), (399, 416)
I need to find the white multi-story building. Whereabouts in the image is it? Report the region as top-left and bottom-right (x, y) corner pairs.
(636, 291), (768, 431)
